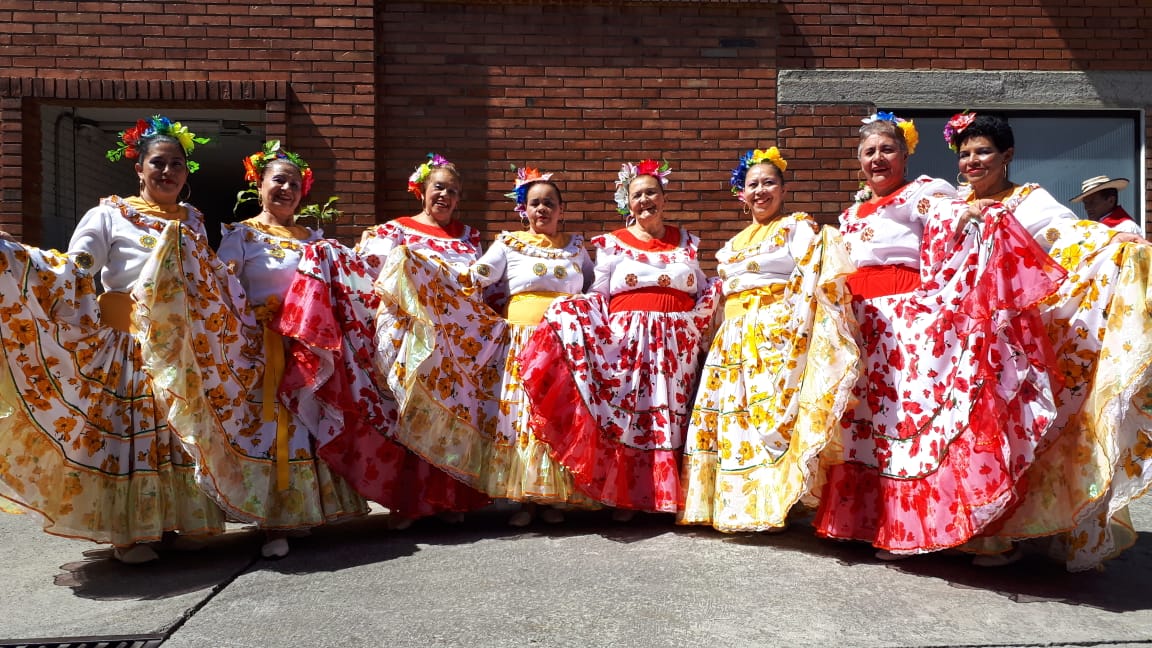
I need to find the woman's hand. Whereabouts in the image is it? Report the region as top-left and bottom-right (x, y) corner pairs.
(952, 199), (995, 244)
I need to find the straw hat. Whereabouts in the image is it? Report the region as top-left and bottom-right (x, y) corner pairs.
(1070, 175), (1129, 203)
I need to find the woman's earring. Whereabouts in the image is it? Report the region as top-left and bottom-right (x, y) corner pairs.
(520, 215), (530, 229)
(179, 182), (192, 203)
(956, 172), (968, 186)
(742, 201), (750, 216)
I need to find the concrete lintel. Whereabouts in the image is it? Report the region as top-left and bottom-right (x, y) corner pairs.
(779, 69), (1152, 109)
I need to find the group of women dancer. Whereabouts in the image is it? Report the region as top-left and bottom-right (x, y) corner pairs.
(0, 110), (1149, 572)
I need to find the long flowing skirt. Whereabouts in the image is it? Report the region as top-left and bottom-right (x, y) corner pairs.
(814, 208), (1066, 554)
(274, 240), (489, 518)
(967, 221), (1152, 570)
(519, 281), (722, 512)
(0, 239), (224, 546)
(679, 228), (860, 531)
(134, 222), (368, 529)
(374, 247), (586, 503)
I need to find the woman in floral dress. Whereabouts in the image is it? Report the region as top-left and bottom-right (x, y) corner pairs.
(519, 160), (721, 518)
(0, 116), (243, 563)
(144, 141), (368, 559)
(678, 147), (858, 533)
(948, 112), (1152, 570)
(380, 167), (594, 527)
(813, 113), (1068, 562)
(275, 153), (489, 527)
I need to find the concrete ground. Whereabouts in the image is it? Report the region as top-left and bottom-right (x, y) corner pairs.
(3, 499), (1152, 648)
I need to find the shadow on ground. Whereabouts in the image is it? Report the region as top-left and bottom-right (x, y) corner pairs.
(721, 519), (1152, 613)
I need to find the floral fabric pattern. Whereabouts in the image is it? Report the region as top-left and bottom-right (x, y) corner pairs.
(275, 239), (489, 517)
(961, 187), (1152, 571)
(679, 217), (860, 531)
(814, 189), (1067, 554)
(0, 203), (226, 547)
(135, 221), (368, 529)
(376, 237), (590, 504)
(519, 231), (721, 512)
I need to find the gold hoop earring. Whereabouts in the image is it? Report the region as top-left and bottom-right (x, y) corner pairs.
(956, 172), (967, 186)
(179, 182), (192, 204)
(742, 201), (750, 216)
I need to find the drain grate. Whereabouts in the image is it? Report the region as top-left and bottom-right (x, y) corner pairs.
(0, 634), (164, 648)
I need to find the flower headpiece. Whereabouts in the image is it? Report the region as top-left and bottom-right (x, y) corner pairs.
(234, 140), (318, 215)
(504, 166), (554, 214)
(614, 159), (671, 216)
(407, 153), (453, 199)
(943, 111), (977, 153)
(861, 111), (919, 155)
(730, 147), (787, 198)
(242, 140), (314, 196)
(106, 115), (210, 173)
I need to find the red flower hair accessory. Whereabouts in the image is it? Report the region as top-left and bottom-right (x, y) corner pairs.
(614, 159), (672, 216)
(943, 111), (977, 153)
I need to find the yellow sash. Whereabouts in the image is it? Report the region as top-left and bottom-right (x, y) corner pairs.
(507, 291), (567, 325)
(97, 291), (136, 333)
(261, 324), (292, 491)
(723, 284), (786, 320)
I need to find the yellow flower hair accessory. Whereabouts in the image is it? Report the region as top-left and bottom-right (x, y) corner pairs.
(862, 112), (919, 155)
(731, 147), (788, 197)
(106, 115), (210, 173)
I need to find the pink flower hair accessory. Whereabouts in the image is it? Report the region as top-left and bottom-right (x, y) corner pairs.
(407, 153), (453, 199)
(614, 159), (672, 216)
(943, 111), (977, 153)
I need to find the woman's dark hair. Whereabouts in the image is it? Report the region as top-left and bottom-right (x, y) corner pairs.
(136, 133), (188, 160)
(953, 114), (1014, 153)
(528, 179), (564, 205)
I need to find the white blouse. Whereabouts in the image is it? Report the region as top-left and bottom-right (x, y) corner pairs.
(357, 218), (483, 276)
(959, 183), (1080, 251)
(218, 220), (324, 309)
(590, 227), (706, 298)
(717, 213), (819, 296)
(470, 232), (592, 296)
(838, 176), (958, 270)
(67, 195), (208, 293)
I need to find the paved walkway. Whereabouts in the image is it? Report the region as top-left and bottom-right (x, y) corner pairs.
(3, 500), (1152, 647)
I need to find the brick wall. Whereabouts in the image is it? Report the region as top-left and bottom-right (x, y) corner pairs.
(0, 0), (374, 241)
(775, 0), (1152, 232)
(377, 2), (780, 261)
(1, 0), (1149, 254)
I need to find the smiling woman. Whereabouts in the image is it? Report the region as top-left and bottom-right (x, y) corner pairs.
(271, 152), (491, 530)
(0, 115), (255, 565)
(814, 112), (1069, 566)
(517, 159), (722, 517)
(143, 141), (369, 560)
(946, 112), (1152, 571)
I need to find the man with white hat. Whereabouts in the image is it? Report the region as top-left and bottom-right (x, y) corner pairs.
(1071, 175), (1143, 236)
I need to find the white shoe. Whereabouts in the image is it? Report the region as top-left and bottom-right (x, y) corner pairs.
(508, 511), (533, 528)
(261, 537), (290, 559)
(972, 549), (1022, 567)
(113, 544), (159, 564)
(540, 508), (565, 524)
